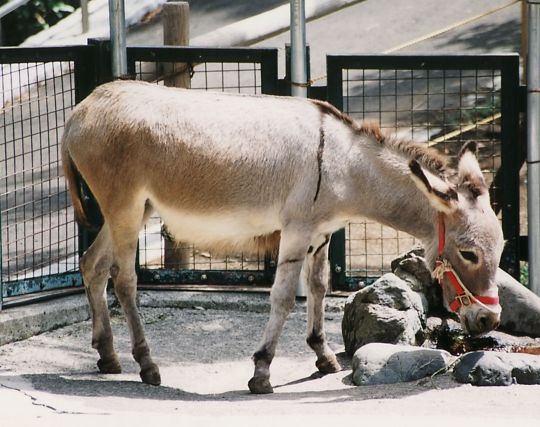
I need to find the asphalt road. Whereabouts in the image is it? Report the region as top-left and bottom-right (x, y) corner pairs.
(255, 0), (520, 80)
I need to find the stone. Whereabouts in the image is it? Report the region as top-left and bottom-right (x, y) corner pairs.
(496, 268), (540, 338)
(391, 247), (442, 313)
(342, 273), (426, 356)
(453, 351), (540, 386)
(351, 342), (453, 385)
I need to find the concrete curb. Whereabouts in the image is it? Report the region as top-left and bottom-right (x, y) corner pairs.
(0, 294), (90, 346)
(0, 290), (346, 346)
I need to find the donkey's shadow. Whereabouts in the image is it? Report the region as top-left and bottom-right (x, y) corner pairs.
(11, 351), (458, 405)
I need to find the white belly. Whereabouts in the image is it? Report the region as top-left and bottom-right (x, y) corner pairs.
(152, 199), (281, 251)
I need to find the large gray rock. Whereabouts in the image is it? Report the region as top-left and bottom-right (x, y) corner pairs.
(453, 351), (540, 386)
(391, 247), (442, 312)
(342, 274), (426, 356)
(496, 268), (540, 337)
(352, 343), (453, 385)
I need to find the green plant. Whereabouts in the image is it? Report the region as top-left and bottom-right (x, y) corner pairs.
(1, 0), (78, 46)
(520, 262), (529, 287)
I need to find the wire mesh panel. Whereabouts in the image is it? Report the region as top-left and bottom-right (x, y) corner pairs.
(0, 50), (88, 303)
(327, 55), (520, 290)
(126, 47), (279, 286)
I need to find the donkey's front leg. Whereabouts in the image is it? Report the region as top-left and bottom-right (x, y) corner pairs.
(248, 227), (311, 394)
(305, 236), (341, 374)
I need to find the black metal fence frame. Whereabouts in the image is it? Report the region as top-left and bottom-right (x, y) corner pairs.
(0, 45), (96, 307)
(1, 43), (524, 305)
(326, 53), (522, 291)
(124, 45), (280, 287)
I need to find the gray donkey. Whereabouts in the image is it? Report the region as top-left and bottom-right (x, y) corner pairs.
(62, 80), (504, 394)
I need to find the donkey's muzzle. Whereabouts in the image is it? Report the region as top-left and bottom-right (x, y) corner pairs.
(462, 308), (501, 335)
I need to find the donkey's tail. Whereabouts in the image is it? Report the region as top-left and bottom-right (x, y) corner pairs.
(61, 137), (92, 229)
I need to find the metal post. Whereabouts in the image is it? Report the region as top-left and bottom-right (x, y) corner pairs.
(81, 0), (89, 33)
(108, 0), (127, 79)
(290, 1), (307, 296)
(528, 0), (540, 295)
(290, 0), (307, 98)
(0, 209), (3, 311)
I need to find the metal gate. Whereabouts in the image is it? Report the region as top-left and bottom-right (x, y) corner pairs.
(326, 54), (522, 291)
(124, 46), (279, 288)
(0, 45), (96, 307)
(1, 44), (524, 306)
(0, 43), (280, 307)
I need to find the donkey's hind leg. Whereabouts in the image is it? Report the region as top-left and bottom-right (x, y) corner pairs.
(306, 236), (341, 374)
(80, 223), (119, 374)
(108, 201), (161, 385)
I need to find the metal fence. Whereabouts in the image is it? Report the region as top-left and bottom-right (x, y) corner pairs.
(0, 44), (523, 305)
(124, 46), (279, 287)
(0, 46), (95, 306)
(326, 54), (521, 290)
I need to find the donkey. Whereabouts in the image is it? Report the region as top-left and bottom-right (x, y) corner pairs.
(62, 80), (504, 394)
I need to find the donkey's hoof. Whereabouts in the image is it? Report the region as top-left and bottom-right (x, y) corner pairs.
(97, 356), (122, 374)
(140, 364), (161, 386)
(248, 376), (273, 394)
(316, 355), (342, 374)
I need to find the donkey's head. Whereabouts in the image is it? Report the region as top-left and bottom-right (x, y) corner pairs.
(410, 141), (504, 335)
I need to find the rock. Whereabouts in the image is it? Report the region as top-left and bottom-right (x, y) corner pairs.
(391, 247), (442, 313)
(391, 247), (431, 288)
(352, 343), (452, 385)
(496, 268), (540, 337)
(453, 351), (540, 386)
(342, 273), (426, 356)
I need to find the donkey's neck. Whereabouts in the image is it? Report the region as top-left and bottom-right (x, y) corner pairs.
(345, 139), (440, 243)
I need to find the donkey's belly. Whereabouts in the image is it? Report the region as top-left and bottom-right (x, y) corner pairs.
(153, 200), (281, 252)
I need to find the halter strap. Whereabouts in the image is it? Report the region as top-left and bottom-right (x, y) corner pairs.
(438, 212), (446, 257)
(435, 214), (500, 313)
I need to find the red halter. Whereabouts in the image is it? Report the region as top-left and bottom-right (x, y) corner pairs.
(434, 213), (500, 313)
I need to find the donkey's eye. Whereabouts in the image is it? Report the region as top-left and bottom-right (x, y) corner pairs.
(460, 250), (478, 264)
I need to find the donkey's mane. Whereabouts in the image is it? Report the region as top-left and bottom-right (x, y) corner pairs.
(311, 99), (448, 176)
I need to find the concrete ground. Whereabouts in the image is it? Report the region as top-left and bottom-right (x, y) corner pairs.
(1, 291), (540, 426)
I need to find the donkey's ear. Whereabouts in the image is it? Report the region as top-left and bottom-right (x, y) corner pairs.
(409, 160), (458, 214)
(457, 141), (488, 199)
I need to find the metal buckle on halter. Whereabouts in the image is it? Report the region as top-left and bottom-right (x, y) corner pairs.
(455, 294), (473, 307)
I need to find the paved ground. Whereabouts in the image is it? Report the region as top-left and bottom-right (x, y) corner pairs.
(1, 291), (540, 426)
(254, 0), (520, 80)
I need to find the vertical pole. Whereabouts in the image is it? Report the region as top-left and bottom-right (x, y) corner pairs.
(528, 0), (540, 295)
(290, 0), (307, 98)
(163, 1), (190, 88)
(0, 209), (3, 311)
(290, 0), (308, 296)
(162, 1), (191, 269)
(522, 0), (529, 83)
(81, 0), (90, 34)
(109, 0), (127, 79)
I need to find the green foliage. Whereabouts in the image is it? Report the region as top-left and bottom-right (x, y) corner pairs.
(1, 0), (78, 46)
(520, 263), (529, 287)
